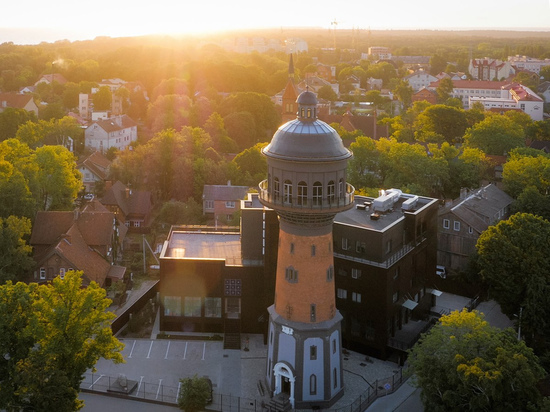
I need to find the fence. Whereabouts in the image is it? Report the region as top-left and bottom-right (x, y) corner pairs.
(81, 368), (405, 412)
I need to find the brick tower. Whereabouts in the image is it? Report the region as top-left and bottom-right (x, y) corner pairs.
(259, 90), (354, 408)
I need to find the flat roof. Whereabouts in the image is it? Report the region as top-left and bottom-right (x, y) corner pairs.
(334, 195), (434, 231)
(163, 232), (242, 264)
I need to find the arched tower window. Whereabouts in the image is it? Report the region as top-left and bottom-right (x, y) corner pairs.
(285, 266), (298, 283)
(274, 178), (280, 200)
(297, 181), (308, 206)
(310, 374), (317, 395)
(339, 178), (345, 199)
(284, 180), (293, 204)
(313, 182), (323, 206)
(328, 180), (335, 204)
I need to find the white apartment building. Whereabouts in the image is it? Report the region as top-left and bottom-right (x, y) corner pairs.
(405, 70), (438, 91)
(508, 55), (550, 75)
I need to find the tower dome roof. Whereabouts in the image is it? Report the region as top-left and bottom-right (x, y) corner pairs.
(263, 91), (351, 162)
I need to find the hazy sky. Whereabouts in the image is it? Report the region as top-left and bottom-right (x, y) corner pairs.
(1, 0), (549, 44)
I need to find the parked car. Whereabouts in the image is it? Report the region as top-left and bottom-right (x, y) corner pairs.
(83, 193), (94, 201)
(436, 265), (447, 279)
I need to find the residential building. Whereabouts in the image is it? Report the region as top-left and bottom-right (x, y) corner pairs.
(438, 184), (514, 272)
(85, 115), (138, 152)
(202, 183), (250, 224)
(428, 79), (509, 109)
(390, 56), (431, 71)
(538, 81), (550, 103)
(412, 87), (437, 104)
(77, 151), (111, 193)
(34, 73), (67, 86)
(508, 55), (550, 75)
(100, 181), (153, 232)
(29, 201), (127, 287)
(320, 111), (388, 141)
(367, 78), (383, 91)
(368, 47), (392, 60)
(404, 70), (437, 92)
(469, 83), (544, 120)
(297, 76), (339, 96)
(468, 58), (514, 81)
(0, 92), (39, 116)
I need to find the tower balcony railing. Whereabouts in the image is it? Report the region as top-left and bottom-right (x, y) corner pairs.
(258, 180), (355, 214)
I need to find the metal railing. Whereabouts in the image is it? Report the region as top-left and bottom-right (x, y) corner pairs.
(81, 368), (406, 412)
(258, 180), (355, 212)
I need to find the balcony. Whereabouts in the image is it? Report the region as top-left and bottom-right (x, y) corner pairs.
(258, 179), (355, 215)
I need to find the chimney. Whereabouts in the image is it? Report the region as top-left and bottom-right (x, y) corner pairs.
(125, 187), (130, 198)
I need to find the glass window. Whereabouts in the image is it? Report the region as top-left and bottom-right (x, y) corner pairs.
(326, 266), (334, 282)
(454, 221), (461, 231)
(352, 292), (361, 303)
(184, 297), (202, 317)
(341, 238), (349, 250)
(443, 219), (450, 229)
(327, 180), (335, 203)
(351, 268), (361, 279)
(339, 179), (344, 198)
(59, 268), (65, 279)
(285, 266), (298, 283)
(310, 374), (317, 395)
(204, 297), (222, 318)
(225, 201), (235, 208)
(284, 180), (293, 204)
(40, 267), (46, 279)
(311, 245), (316, 256)
(337, 288), (347, 299)
(298, 181), (308, 206)
(164, 296), (181, 316)
(273, 178), (280, 199)
(310, 345), (317, 360)
(313, 182), (322, 206)
(310, 304), (316, 322)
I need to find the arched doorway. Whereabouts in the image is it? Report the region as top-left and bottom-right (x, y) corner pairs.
(273, 362), (295, 408)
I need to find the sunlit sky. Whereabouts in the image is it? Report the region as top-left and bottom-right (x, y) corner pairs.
(1, 0), (549, 44)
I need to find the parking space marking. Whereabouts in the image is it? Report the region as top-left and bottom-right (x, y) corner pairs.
(202, 342), (206, 360)
(176, 380), (182, 400)
(133, 376), (144, 397)
(156, 379), (163, 399)
(164, 341), (171, 359)
(183, 342), (188, 360)
(128, 340), (136, 359)
(146, 341), (154, 359)
(89, 374), (104, 389)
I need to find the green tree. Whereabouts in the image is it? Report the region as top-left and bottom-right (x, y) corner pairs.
(219, 92), (280, 141)
(34, 145), (82, 210)
(408, 310), (545, 412)
(0, 215), (34, 283)
(146, 94), (192, 134)
(476, 213), (550, 359)
(232, 142), (267, 186)
(512, 185), (550, 221)
(392, 79), (414, 109)
(502, 151), (550, 198)
(0, 108), (37, 142)
(92, 86), (112, 111)
(348, 136), (381, 189)
(0, 272), (124, 411)
(155, 199), (205, 227)
(223, 111), (257, 150)
(317, 84), (338, 102)
(464, 114), (525, 155)
(414, 104), (468, 144)
(429, 54), (447, 75)
(61, 82), (80, 110)
(177, 375), (212, 412)
(436, 78), (454, 103)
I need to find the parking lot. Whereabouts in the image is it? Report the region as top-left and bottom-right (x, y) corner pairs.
(84, 338), (245, 403)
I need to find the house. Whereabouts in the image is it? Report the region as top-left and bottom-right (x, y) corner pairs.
(202, 183), (249, 225)
(315, 63), (336, 82)
(297, 76), (339, 96)
(390, 56), (431, 71)
(468, 58), (514, 81)
(508, 55), (550, 75)
(34, 73), (67, 86)
(367, 77), (383, 91)
(29, 201), (127, 287)
(159, 190), (439, 359)
(100, 181), (153, 232)
(412, 87), (437, 104)
(529, 140), (550, 154)
(84, 115), (138, 152)
(404, 70), (437, 91)
(428, 79), (509, 109)
(77, 151), (112, 193)
(0, 92), (39, 116)
(320, 111), (389, 141)
(368, 47), (392, 60)
(538, 81), (550, 103)
(469, 83), (544, 121)
(438, 184), (514, 273)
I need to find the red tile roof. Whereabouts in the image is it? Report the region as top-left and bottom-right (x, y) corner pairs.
(0, 93), (35, 110)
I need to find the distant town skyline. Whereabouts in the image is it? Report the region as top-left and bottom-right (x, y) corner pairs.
(1, 0), (549, 45)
